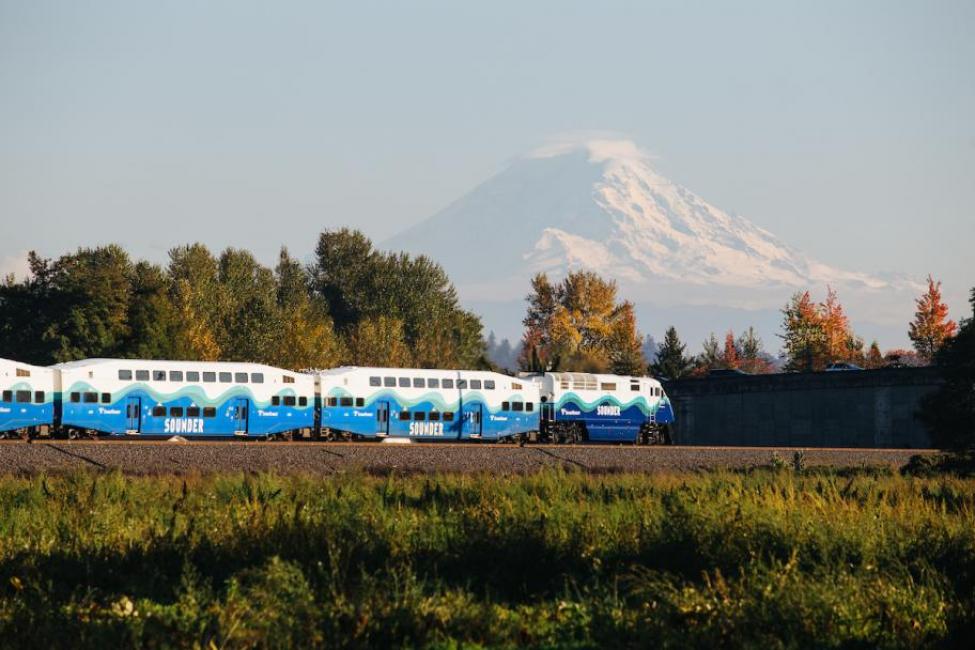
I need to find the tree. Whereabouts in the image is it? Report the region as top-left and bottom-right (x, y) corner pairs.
(346, 316), (413, 368)
(921, 287), (975, 449)
(694, 333), (722, 375)
(909, 275), (957, 364)
(722, 330), (740, 369)
(780, 288), (861, 371)
(124, 262), (182, 359)
(607, 301), (646, 375)
(780, 291), (826, 371)
(311, 228), (483, 368)
(736, 326), (774, 374)
(650, 326), (693, 380)
(168, 244), (223, 361)
(272, 248), (344, 370)
(517, 271), (644, 373)
(864, 341), (884, 369)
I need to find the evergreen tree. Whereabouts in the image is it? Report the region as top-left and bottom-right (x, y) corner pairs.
(865, 340), (884, 369)
(921, 287), (975, 449)
(735, 326), (774, 374)
(908, 275), (957, 363)
(650, 326), (693, 380)
(696, 332), (722, 374)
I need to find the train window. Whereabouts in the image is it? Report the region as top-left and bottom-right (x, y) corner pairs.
(470, 379), (482, 390)
(284, 396), (296, 406)
(457, 379), (467, 389)
(15, 390), (30, 403)
(70, 392), (80, 403)
(442, 379), (454, 389)
(1, 390), (10, 402)
(413, 412), (426, 421)
(235, 373), (248, 383)
(630, 382), (640, 391)
(298, 396), (308, 406)
(251, 373), (264, 384)
(384, 377), (396, 387)
(326, 397), (337, 407)
(152, 406), (165, 416)
(34, 391), (45, 403)
(369, 376), (381, 387)
(83, 392), (98, 403)
(355, 397), (364, 407)
(187, 406), (201, 417)
(398, 377), (410, 388)
(153, 370), (167, 381)
(101, 393), (111, 404)
(512, 402), (524, 412)
(412, 378), (425, 388)
(428, 378), (440, 389)
(398, 411), (410, 421)
(283, 375), (295, 384)
(339, 397), (353, 407)
(219, 372), (232, 383)
(203, 407), (216, 418)
(443, 412), (455, 421)
(512, 382), (522, 390)
(272, 396), (281, 406)
(118, 370), (132, 380)
(16, 368), (30, 377)
(170, 407), (183, 417)
(136, 370), (149, 381)
(526, 402), (534, 412)
(203, 372), (216, 383)
(429, 411), (440, 421)
(484, 380), (495, 390)
(169, 371), (183, 382)
(502, 401), (510, 411)
(186, 371), (200, 382)
(600, 382), (616, 391)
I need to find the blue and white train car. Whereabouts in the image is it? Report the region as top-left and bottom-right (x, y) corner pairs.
(529, 372), (674, 444)
(317, 367), (540, 441)
(0, 358), (55, 437)
(53, 359), (315, 438)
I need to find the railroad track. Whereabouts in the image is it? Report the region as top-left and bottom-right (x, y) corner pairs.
(0, 440), (935, 476)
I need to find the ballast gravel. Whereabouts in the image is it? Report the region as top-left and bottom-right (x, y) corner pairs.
(0, 441), (933, 476)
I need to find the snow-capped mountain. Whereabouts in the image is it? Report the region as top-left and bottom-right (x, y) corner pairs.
(388, 137), (920, 345)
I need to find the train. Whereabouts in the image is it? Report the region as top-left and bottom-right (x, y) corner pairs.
(0, 357), (674, 444)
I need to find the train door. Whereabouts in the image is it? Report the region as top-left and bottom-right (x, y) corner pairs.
(125, 397), (141, 434)
(375, 400), (389, 435)
(541, 402), (555, 437)
(463, 403), (482, 438)
(233, 398), (249, 435)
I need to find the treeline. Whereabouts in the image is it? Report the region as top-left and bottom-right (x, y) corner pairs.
(0, 229), (487, 370)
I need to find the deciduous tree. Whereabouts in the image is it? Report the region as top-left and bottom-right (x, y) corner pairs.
(909, 275), (957, 363)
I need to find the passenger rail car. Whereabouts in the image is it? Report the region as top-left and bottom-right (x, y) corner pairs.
(53, 359), (315, 438)
(0, 359), (55, 437)
(527, 372), (674, 444)
(318, 367), (540, 441)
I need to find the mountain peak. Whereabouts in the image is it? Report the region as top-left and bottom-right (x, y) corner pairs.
(387, 137), (919, 336)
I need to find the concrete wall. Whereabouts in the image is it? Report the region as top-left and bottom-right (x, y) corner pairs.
(664, 368), (942, 448)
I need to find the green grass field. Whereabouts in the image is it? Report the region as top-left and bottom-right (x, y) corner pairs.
(0, 466), (973, 648)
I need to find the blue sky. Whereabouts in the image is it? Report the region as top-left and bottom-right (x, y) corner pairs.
(1, 0), (973, 317)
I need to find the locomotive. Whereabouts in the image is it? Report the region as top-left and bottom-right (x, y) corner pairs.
(0, 357), (674, 444)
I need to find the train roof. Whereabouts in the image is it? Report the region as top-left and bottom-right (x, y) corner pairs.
(318, 366), (512, 379)
(51, 358), (300, 373)
(520, 371), (663, 386)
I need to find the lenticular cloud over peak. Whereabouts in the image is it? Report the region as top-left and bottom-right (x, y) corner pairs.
(526, 133), (655, 166)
